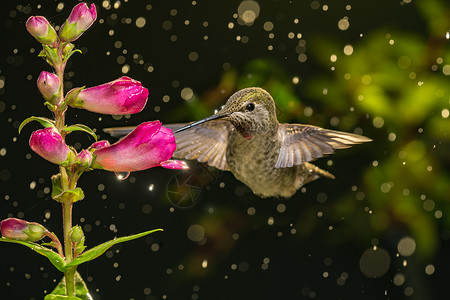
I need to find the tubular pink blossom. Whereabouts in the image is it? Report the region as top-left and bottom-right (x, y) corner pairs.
(26, 16), (57, 45)
(29, 128), (70, 165)
(59, 3), (97, 42)
(1, 218), (46, 242)
(92, 121), (187, 172)
(37, 71), (60, 104)
(68, 77), (149, 115)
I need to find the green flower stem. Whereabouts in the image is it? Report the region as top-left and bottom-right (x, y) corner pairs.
(54, 44), (66, 134)
(54, 41), (78, 297)
(44, 231), (64, 258)
(62, 197), (76, 296)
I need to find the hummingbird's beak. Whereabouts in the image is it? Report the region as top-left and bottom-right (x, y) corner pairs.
(174, 112), (232, 133)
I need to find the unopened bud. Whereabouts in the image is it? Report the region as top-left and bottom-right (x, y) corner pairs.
(59, 3), (97, 42)
(26, 16), (57, 45)
(69, 225), (84, 244)
(37, 71), (60, 104)
(76, 149), (93, 168)
(1, 218), (46, 242)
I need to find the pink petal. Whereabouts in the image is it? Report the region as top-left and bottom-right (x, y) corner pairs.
(160, 160), (189, 170)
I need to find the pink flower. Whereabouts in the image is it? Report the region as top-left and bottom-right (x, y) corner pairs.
(1, 218), (46, 242)
(68, 77), (149, 115)
(59, 3), (97, 42)
(30, 128), (70, 165)
(37, 71), (60, 104)
(26, 16), (57, 45)
(92, 121), (188, 172)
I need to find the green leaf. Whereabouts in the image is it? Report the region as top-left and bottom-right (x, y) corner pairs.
(44, 101), (57, 112)
(0, 238), (66, 272)
(63, 49), (83, 63)
(53, 188), (85, 203)
(18, 116), (55, 133)
(65, 229), (163, 268)
(38, 49), (47, 57)
(51, 173), (63, 199)
(63, 124), (97, 141)
(45, 272), (91, 300)
(64, 86), (85, 106)
(43, 45), (62, 67)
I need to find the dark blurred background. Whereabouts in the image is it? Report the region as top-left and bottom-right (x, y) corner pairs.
(1, 0), (450, 299)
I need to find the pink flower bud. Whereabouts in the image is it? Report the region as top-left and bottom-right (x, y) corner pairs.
(30, 128), (70, 165)
(37, 71), (60, 104)
(1, 218), (46, 242)
(92, 121), (188, 172)
(26, 16), (57, 45)
(68, 77), (149, 115)
(76, 149), (93, 167)
(59, 3), (97, 42)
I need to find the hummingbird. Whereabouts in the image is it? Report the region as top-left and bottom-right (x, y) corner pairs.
(105, 87), (371, 198)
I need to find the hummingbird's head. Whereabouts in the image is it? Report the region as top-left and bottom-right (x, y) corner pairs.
(175, 87), (278, 138)
(217, 87), (277, 137)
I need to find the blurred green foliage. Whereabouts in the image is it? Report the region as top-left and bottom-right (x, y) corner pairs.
(167, 0), (450, 264)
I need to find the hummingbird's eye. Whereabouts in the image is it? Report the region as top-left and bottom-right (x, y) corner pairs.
(246, 103), (255, 111)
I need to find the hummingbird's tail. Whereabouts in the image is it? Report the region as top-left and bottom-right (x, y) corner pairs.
(300, 162), (335, 185)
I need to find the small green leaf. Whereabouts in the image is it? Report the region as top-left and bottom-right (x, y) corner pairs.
(65, 86), (85, 106)
(51, 173), (63, 199)
(19, 116), (55, 133)
(63, 49), (83, 63)
(43, 45), (62, 67)
(65, 229), (163, 268)
(38, 49), (47, 57)
(0, 238), (66, 272)
(44, 101), (57, 112)
(46, 272), (91, 300)
(63, 124), (97, 141)
(53, 188), (85, 203)
(41, 241), (58, 248)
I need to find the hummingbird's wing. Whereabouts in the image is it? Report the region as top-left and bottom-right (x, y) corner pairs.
(276, 124), (371, 168)
(103, 121), (231, 171)
(171, 120), (231, 171)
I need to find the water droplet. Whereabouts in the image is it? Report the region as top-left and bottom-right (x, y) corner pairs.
(115, 171), (130, 180)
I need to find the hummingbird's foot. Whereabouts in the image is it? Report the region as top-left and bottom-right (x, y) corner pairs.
(300, 162), (335, 185)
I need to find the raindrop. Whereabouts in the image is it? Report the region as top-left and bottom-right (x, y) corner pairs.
(276, 203), (286, 213)
(442, 65), (450, 76)
(135, 17), (146, 28)
(393, 273), (405, 286)
(187, 224), (205, 242)
(425, 264), (435, 275)
(359, 246), (390, 278)
(181, 87), (194, 100)
(202, 259), (208, 268)
(343, 44), (353, 55)
(115, 171), (130, 180)
(237, 0), (260, 25)
(397, 237), (416, 256)
(338, 17), (350, 31)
